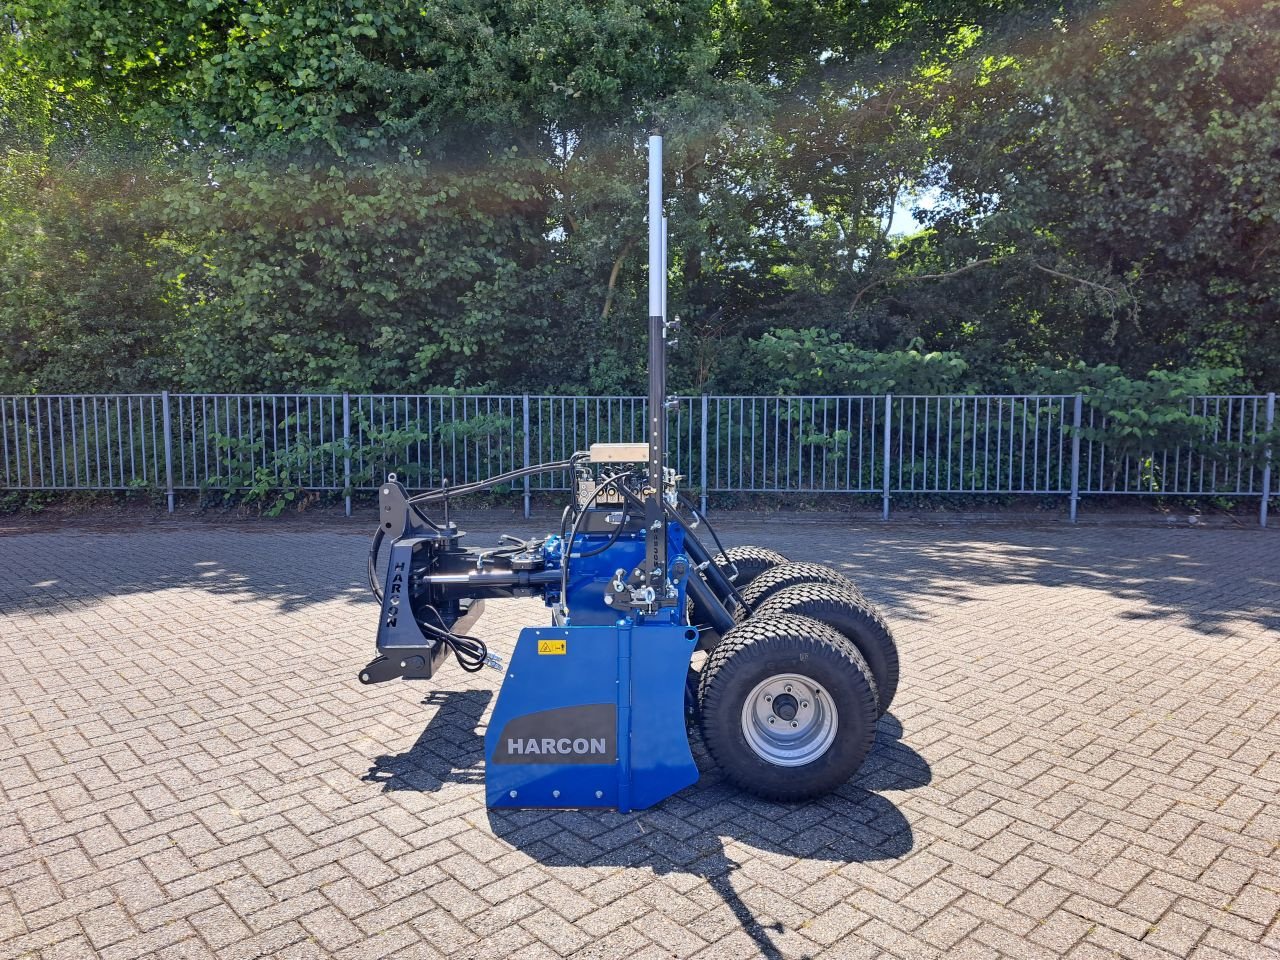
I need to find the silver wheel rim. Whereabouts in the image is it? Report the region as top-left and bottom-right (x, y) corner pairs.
(740, 673), (838, 766)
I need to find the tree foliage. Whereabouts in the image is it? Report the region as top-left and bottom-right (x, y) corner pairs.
(889, 0), (1280, 383)
(0, 31), (182, 390)
(2, 0), (1277, 395)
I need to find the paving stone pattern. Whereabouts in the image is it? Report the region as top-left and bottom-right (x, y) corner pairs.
(1, 520), (1278, 959)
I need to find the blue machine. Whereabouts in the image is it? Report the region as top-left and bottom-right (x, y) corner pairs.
(484, 523), (698, 811)
(358, 133), (898, 811)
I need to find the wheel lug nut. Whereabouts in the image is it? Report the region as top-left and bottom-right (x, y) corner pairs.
(791, 721), (798, 728)
(785, 685), (792, 693)
(768, 717), (775, 724)
(764, 695), (772, 702)
(801, 701), (808, 709)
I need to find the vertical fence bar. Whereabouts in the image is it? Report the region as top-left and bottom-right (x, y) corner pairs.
(342, 392), (352, 517)
(522, 394), (531, 519)
(1069, 393), (1082, 523)
(882, 393), (892, 520)
(699, 394), (709, 515)
(161, 391), (175, 513)
(1262, 392), (1275, 528)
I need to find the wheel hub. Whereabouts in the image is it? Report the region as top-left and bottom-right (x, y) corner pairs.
(740, 673), (838, 767)
(771, 693), (799, 721)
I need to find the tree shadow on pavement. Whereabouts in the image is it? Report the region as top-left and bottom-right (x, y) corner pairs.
(363, 694), (930, 960)
(2, 524), (1275, 638)
(0, 529), (375, 616)
(788, 526), (1280, 636)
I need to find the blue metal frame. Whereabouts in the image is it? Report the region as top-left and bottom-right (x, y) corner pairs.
(484, 619), (699, 811)
(483, 519), (699, 811)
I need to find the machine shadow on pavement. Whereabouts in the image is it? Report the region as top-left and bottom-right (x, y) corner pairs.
(364, 695), (930, 960)
(363, 689), (493, 792)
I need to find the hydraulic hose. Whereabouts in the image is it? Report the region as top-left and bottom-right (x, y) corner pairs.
(405, 455), (586, 505)
(559, 472), (629, 615)
(368, 525), (386, 602)
(667, 493), (749, 611)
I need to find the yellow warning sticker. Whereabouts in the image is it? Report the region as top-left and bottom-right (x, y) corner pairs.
(537, 639), (567, 655)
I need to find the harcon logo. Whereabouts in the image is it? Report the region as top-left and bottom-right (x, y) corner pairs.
(506, 737), (607, 756)
(491, 704), (617, 765)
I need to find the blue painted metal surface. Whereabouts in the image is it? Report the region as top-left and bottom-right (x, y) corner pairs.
(484, 620), (699, 811)
(540, 521), (690, 625)
(484, 522), (699, 811)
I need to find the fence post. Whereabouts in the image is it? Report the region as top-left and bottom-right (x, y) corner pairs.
(700, 394), (709, 516)
(342, 392), (352, 518)
(882, 393), (892, 521)
(522, 394), (531, 519)
(1262, 392), (1275, 529)
(161, 390), (175, 514)
(1069, 393), (1083, 523)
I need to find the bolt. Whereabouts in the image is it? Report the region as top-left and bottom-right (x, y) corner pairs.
(764, 694), (772, 702)
(509, 790), (517, 799)
(552, 790), (560, 799)
(785, 685), (793, 693)
(791, 721), (798, 728)
(801, 701), (809, 709)
(768, 717), (775, 724)
(595, 790), (604, 799)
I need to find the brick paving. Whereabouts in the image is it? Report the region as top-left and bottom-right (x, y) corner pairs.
(1, 518), (1278, 959)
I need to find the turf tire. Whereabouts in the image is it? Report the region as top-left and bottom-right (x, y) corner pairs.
(689, 545), (790, 648)
(752, 583), (899, 716)
(698, 613), (879, 801)
(712, 545), (790, 587)
(734, 562), (867, 621)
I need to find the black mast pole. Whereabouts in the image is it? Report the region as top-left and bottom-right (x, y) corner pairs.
(642, 131), (669, 608)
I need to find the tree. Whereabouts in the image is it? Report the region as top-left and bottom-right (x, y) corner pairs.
(893, 0), (1280, 386)
(0, 29), (181, 392)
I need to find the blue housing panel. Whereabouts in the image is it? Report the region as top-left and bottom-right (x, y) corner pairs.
(485, 619), (699, 811)
(541, 522), (690, 627)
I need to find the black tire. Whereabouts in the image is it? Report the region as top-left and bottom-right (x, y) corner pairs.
(698, 613), (879, 801)
(734, 562), (867, 621)
(713, 545), (790, 587)
(689, 545), (789, 648)
(752, 583), (900, 716)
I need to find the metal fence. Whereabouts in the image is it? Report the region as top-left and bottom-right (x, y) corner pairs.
(2, 392), (1275, 525)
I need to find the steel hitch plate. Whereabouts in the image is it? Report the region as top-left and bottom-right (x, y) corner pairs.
(358, 647), (441, 684)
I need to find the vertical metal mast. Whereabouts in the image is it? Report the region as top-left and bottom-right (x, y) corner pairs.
(643, 132), (669, 603)
(647, 133), (665, 498)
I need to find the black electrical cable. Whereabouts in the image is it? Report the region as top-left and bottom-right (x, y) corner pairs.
(367, 537), (489, 671)
(417, 603), (489, 673)
(559, 471), (630, 613)
(669, 492), (750, 611)
(572, 503), (629, 559)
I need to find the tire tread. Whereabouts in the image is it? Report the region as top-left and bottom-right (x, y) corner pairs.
(735, 562), (867, 620)
(698, 613), (879, 801)
(754, 583), (900, 715)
